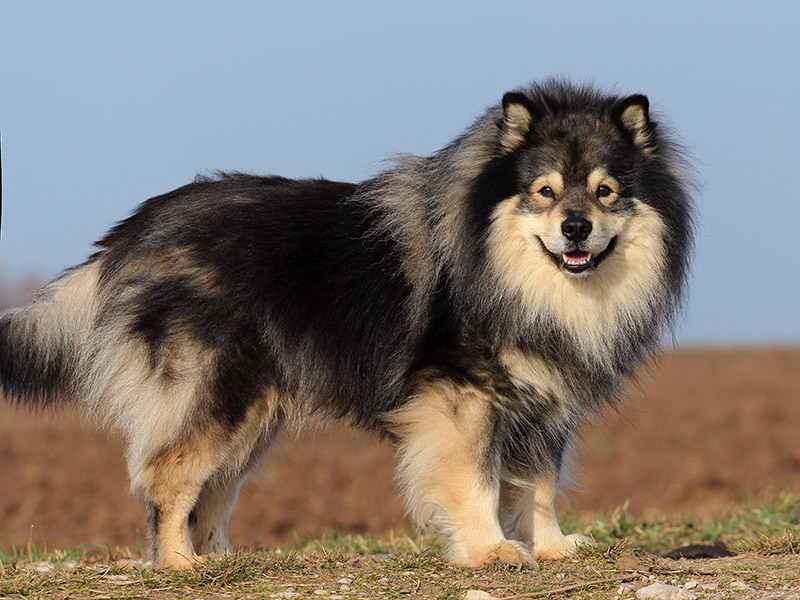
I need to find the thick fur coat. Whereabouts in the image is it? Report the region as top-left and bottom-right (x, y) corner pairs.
(0, 80), (694, 569)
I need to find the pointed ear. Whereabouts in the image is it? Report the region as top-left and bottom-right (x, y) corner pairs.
(498, 92), (535, 152)
(613, 94), (655, 150)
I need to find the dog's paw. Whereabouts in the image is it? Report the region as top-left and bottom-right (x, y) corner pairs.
(535, 533), (594, 560)
(486, 540), (540, 570)
(155, 552), (205, 570)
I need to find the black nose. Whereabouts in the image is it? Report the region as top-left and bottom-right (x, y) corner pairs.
(561, 216), (592, 242)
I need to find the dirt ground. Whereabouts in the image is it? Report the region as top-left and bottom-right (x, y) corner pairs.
(1, 348), (799, 553)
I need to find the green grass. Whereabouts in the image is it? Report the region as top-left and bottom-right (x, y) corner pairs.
(560, 488), (800, 553)
(2, 491), (799, 599)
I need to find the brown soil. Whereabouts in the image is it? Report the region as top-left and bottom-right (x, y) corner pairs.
(1, 348), (799, 552)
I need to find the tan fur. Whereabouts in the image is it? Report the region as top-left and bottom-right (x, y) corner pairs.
(486, 540), (538, 570)
(386, 377), (527, 567)
(501, 471), (593, 560)
(142, 434), (222, 569)
(497, 347), (568, 409)
(137, 393), (284, 567)
(83, 332), (214, 475)
(620, 103), (652, 149)
(499, 101), (533, 152)
(486, 196), (667, 369)
(189, 413), (281, 556)
(586, 168), (621, 206)
(529, 173), (564, 207)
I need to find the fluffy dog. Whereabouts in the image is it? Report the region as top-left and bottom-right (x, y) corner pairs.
(0, 79), (694, 569)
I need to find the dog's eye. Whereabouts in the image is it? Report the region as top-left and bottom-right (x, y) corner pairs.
(596, 185), (613, 198)
(538, 186), (555, 198)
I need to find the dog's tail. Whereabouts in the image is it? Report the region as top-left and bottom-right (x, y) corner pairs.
(0, 262), (99, 412)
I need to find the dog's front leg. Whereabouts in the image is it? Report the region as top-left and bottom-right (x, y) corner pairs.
(387, 382), (538, 569)
(502, 469), (594, 559)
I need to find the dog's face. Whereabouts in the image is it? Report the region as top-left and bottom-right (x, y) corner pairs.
(524, 167), (626, 278)
(479, 91), (672, 349)
(490, 92), (661, 282)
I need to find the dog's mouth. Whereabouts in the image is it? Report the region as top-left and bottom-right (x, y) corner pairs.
(562, 251), (594, 274)
(539, 237), (618, 275)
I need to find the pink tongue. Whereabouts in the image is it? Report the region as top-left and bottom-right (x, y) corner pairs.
(564, 251), (590, 263)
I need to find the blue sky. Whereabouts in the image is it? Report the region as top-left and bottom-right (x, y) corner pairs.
(1, 1), (799, 345)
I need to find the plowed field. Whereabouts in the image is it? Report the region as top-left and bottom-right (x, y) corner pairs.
(2, 349), (798, 552)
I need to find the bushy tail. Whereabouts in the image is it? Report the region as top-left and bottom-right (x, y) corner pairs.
(0, 262), (98, 411)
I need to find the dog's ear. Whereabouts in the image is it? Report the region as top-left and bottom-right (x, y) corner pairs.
(498, 92), (536, 152)
(613, 94), (655, 150)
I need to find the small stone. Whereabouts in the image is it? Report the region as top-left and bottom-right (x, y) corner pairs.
(729, 580), (756, 591)
(465, 591), (498, 600)
(371, 553), (392, 562)
(683, 581), (697, 590)
(313, 590), (328, 596)
(636, 582), (695, 600)
(330, 596), (345, 600)
(618, 583), (636, 594)
(25, 561), (55, 573)
(339, 585), (351, 592)
(61, 560), (78, 571)
(337, 576), (353, 585)
(275, 592), (298, 599)
(698, 583), (718, 591)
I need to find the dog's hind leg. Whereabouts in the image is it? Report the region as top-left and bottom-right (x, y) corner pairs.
(135, 433), (226, 569)
(189, 420), (283, 556)
(188, 475), (241, 556)
(388, 380), (538, 570)
(131, 400), (281, 569)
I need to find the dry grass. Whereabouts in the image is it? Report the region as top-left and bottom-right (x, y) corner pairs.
(2, 491), (799, 599)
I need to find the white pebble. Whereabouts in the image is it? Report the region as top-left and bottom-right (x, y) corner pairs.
(337, 576), (353, 585)
(729, 580), (756, 592)
(465, 591), (498, 600)
(636, 582), (696, 600)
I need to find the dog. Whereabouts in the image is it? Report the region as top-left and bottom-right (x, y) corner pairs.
(0, 79), (694, 569)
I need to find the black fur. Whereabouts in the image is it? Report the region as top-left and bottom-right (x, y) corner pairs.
(95, 175), (420, 430)
(0, 312), (77, 411)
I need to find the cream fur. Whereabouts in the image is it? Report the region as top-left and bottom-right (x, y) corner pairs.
(486, 196), (667, 369)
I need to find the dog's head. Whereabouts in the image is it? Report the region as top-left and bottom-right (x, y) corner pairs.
(456, 82), (697, 355)
(494, 90), (658, 280)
